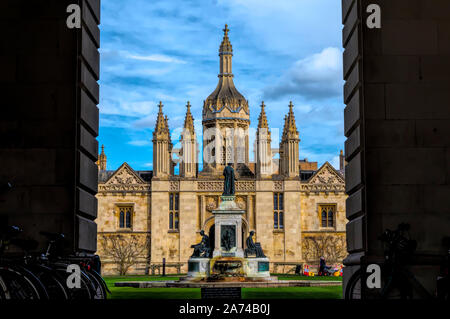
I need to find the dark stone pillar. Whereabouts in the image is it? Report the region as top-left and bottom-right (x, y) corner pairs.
(342, 0), (450, 298)
(0, 0), (100, 254)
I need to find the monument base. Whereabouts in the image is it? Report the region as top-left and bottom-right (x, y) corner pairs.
(244, 257), (271, 278)
(187, 258), (210, 278)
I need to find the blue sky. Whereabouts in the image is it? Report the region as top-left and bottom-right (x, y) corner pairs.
(98, 0), (345, 171)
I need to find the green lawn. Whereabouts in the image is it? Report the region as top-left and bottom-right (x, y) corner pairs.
(104, 275), (343, 299)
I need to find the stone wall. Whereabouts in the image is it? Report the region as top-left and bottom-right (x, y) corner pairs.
(97, 170), (347, 274)
(0, 0), (100, 254)
(342, 0), (450, 297)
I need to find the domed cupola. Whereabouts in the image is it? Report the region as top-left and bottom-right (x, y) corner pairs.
(203, 25), (250, 122)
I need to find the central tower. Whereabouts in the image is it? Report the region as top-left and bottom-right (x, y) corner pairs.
(202, 25), (250, 175)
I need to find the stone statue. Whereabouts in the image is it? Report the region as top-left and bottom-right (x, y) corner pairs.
(244, 231), (266, 258)
(223, 163), (236, 196)
(190, 230), (211, 258)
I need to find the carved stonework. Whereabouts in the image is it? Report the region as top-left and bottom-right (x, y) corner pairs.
(197, 181), (255, 192)
(273, 181), (283, 191)
(300, 184), (345, 193)
(301, 162), (345, 193)
(99, 163), (151, 193)
(308, 162), (344, 185)
(236, 181), (255, 192)
(108, 166), (142, 185)
(205, 196), (218, 212)
(198, 181), (223, 191)
(98, 184), (151, 192)
(169, 181), (179, 191)
(235, 196), (246, 210)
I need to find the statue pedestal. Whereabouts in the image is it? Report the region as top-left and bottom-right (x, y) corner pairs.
(187, 258), (210, 278)
(244, 257), (271, 278)
(212, 196), (245, 258)
(186, 195), (271, 281)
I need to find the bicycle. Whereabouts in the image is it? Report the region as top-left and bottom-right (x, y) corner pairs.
(0, 226), (108, 300)
(0, 181), (108, 300)
(40, 231), (109, 299)
(0, 226), (49, 299)
(345, 223), (433, 299)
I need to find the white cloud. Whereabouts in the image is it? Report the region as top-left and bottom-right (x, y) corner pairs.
(217, 0), (342, 56)
(126, 53), (186, 64)
(133, 116), (156, 129)
(120, 101), (156, 116)
(128, 140), (151, 146)
(264, 47), (343, 100)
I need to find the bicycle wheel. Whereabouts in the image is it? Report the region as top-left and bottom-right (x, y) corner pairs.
(345, 269), (362, 300)
(85, 270), (107, 299)
(29, 264), (69, 300)
(0, 275), (10, 299)
(0, 266), (45, 299)
(53, 265), (95, 300)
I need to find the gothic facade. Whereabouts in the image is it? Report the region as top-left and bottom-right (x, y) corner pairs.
(96, 26), (348, 275)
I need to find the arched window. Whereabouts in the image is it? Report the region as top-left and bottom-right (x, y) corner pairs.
(169, 193), (179, 230)
(118, 206), (133, 229)
(274, 212), (278, 229)
(126, 210), (132, 228)
(328, 208), (334, 227)
(119, 211), (124, 228)
(273, 193), (284, 230)
(319, 205), (336, 228)
(321, 209), (327, 227)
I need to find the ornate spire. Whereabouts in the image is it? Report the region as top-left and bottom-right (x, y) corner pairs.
(257, 101), (269, 130)
(154, 101), (166, 134)
(279, 102), (300, 178)
(219, 24), (233, 54)
(203, 24), (249, 115)
(97, 144), (107, 170)
(286, 101), (298, 133)
(183, 101), (195, 132)
(164, 115), (169, 132)
(164, 115), (172, 145)
(282, 115), (288, 140)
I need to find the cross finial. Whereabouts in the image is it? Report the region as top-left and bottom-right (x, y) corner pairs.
(158, 101), (163, 111)
(289, 101), (294, 109)
(223, 24), (229, 37)
(186, 101), (191, 110)
(261, 101), (265, 108)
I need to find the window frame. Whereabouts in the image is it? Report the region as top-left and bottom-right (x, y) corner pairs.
(318, 204), (336, 229)
(116, 204), (134, 231)
(169, 192), (180, 231)
(273, 192), (284, 230)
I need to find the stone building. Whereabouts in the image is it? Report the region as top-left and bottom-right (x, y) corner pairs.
(96, 26), (347, 275)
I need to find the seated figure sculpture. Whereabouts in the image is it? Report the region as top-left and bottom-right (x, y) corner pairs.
(244, 230), (266, 258)
(190, 230), (211, 258)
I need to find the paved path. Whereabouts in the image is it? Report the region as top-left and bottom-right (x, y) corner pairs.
(115, 280), (342, 288)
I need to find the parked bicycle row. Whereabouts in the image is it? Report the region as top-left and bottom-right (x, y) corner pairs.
(0, 225), (109, 300)
(345, 223), (449, 300)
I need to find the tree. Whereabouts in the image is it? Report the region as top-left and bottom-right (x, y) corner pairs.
(302, 235), (347, 264)
(100, 234), (149, 275)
